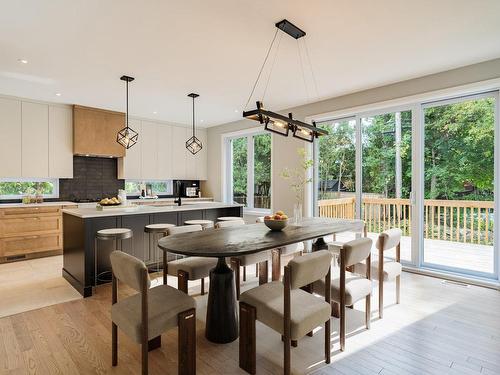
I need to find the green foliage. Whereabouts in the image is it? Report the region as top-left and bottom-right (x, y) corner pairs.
(0, 181), (54, 196)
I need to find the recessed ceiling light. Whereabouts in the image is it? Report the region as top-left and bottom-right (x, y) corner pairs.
(234, 109), (239, 113)
(17, 59), (28, 64)
(200, 119), (204, 123)
(55, 93), (62, 97)
(153, 111), (158, 114)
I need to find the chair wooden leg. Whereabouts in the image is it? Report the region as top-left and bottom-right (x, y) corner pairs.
(178, 270), (189, 294)
(163, 252), (167, 285)
(271, 249), (281, 281)
(396, 275), (401, 304)
(243, 266), (246, 281)
(340, 301), (346, 351)
(142, 340), (148, 375)
(239, 302), (256, 374)
(231, 258), (241, 300)
(331, 301), (340, 318)
(258, 260), (268, 285)
(284, 334), (291, 375)
(255, 264), (259, 278)
(379, 279), (384, 319)
(200, 278), (205, 295)
(325, 319), (331, 364)
(365, 294), (371, 329)
(178, 308), (196, 375)
(112, 322), (118, 366)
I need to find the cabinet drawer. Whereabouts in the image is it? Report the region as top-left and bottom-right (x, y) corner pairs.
(0, 233), (62, 257)
(0, 206), (61, 218)
(0, 216), (61, 237)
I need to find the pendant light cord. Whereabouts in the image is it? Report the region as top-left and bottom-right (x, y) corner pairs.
(125, 80), (129, 127)
(303, 38), (320, 99)
(192, 96), (195, 136)
(244, 28), (279, 110)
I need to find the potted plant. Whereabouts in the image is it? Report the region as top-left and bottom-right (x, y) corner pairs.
(280, 148), (313, 223)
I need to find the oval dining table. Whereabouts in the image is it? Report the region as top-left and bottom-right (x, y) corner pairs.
(157, 217), (364, 344)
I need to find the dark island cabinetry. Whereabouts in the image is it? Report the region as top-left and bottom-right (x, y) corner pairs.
(62, 206), (242, 297)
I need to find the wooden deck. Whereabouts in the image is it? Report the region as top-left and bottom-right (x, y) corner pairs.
(333, 232), (495, 275)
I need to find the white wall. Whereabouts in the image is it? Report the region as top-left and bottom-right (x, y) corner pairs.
(204, 58), (500, 214)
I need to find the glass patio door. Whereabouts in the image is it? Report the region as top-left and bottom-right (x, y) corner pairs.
(422, 93), (498, 278)
(360, 110), (413, 263)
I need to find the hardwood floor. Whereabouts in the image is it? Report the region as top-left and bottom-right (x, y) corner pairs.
(0, 268), (499, 374)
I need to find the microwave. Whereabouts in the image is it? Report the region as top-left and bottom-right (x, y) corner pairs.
(186, 187), (198, 197)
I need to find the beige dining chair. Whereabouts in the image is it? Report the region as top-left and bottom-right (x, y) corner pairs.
(110, 251), (196, 375)
(354, 228), (402, 318)
(313, 237), (373, 351)
(216, 220), (270, 299)
(239, 250), (333, 375)
(256, 217), (302, 281)
(164, 225), (218, 295)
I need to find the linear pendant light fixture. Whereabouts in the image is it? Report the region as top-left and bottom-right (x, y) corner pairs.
(242, 19), (328, 143)
(117, 75), (139, 149)
(186, 93), (203, 155)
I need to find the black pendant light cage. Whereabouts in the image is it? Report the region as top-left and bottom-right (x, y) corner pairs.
(242, 19), (328, 143)
(186, 93), (203, 155)
(117, 75), (139, 149)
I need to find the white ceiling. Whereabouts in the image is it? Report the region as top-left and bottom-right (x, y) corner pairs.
(1, 0), (499, 127)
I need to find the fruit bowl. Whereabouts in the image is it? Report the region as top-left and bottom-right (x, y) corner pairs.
(264, 218), (288, 231)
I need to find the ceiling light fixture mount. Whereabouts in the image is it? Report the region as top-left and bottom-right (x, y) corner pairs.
(186, 93), (203, 155)
(117, 75), (139, 149)
(242, 19), (327, 142)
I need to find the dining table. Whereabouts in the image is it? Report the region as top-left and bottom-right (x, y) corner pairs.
(157, 216), (364, 344)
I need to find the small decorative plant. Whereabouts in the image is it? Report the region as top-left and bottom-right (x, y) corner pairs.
(280, 148), (313, 221)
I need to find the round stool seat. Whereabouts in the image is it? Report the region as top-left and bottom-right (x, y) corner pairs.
(217, 216), (244, 222)
(96, 228), (133, 240)
(184, 219), (214, 229)
(144, 223), (175, 233)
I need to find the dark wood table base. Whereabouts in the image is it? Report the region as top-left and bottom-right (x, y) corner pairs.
(205, 257), (239, 343)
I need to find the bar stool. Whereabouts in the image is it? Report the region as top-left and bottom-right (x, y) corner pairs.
(95, 228), (133, 292)
(144, 223), (175, 274)
(184, 219), (214, 230)
(217, 216), (244, 222)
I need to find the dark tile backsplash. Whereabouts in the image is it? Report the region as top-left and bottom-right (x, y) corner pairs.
(59, 156), (124, 201)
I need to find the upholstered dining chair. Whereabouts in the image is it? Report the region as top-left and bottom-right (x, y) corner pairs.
(256, 217), (302, 281)
(313, 237), (373, 351)
(239, 250), (333, 375)
(354, 228), (402, 318)
(110, 251), (196, 375)
(164, 225), (218, 295)
(216, 219), (270, 299)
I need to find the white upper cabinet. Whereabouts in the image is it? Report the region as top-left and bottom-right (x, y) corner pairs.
(195, 128), (208, 180)
(49, 105), (73, 178)
(157, 124), (172, 179)
(117, 118), (142, 180)
(140, 121), (158, 180)
(0, 98), (22, 177)
(171, 126), (187, 179)
(22, 102), (49, 178)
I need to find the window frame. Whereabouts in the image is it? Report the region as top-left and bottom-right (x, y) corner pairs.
(0, 177), (59, 200)
(223, 128), (272, 214)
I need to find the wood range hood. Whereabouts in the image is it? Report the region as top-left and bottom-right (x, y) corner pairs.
(73, 105), (126, 158)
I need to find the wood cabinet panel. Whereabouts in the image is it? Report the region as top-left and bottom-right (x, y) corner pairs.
(0, 215), (61, 237)
(49, 105), (73, 178)
(73, 105), (126, 157)
(0, 98), (22, 177)
(0, 233), (62, 257)
(0, 206), (61, 218)
(22, 102), (49, 178)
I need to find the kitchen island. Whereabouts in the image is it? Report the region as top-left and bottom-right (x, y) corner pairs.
(62, 202), (243, 297)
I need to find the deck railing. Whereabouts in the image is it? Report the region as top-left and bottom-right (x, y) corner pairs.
(318, 197), (494, 245)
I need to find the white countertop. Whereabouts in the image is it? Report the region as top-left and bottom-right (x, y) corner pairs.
(0, 201), (77, 208)
(62, 202), (243, 218)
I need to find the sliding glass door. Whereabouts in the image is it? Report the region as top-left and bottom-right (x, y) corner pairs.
(422, 93), (498, 277)
(361, 110), (413, 263)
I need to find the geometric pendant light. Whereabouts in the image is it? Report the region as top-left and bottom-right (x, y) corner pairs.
(117, 75), (139, 149)
(186, 93), (203, 155)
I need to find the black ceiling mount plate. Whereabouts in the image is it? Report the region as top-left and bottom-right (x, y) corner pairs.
(188, 93), (200, 98)
(275, 19), (306, 39)
(120, 75), (135, 82)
